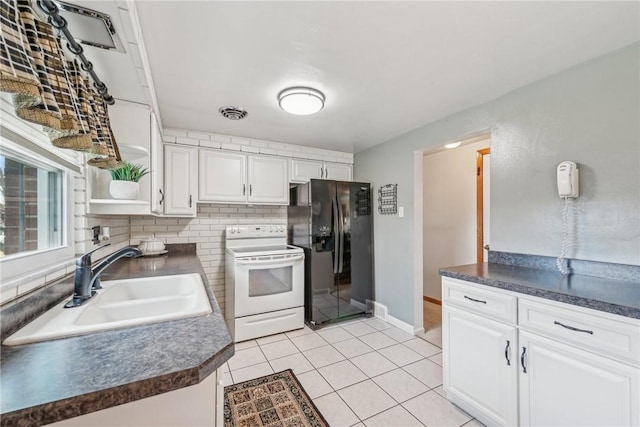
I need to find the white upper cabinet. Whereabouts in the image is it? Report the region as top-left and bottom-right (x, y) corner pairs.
(199, 149), (288, 205)
(164, 144), (197, 216)
(199, 150), (246, 203)
(247, 155), (288, 204)
(290, 159), (352, 183)
(150, 111), (164, 215)
(290, 159), (324, 181)
(87, 100), (156, 215)
(324, 162), (352, 181)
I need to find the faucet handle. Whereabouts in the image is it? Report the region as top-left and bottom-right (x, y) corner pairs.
(77, 243), (111, 266)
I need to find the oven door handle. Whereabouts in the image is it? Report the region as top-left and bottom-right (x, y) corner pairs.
(235, 255), (304, 265)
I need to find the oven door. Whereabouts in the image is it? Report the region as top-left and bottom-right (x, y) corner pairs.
(234, 253), (304, 317)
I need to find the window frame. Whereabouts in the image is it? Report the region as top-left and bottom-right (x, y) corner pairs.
(0, 136), (75, 285)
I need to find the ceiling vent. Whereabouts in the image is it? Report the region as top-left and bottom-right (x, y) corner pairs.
(53, 1), (125, 52)
(219, 106), (248, 120)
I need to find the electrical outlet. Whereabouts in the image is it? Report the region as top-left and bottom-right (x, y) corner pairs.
(92, 226), (101, 244)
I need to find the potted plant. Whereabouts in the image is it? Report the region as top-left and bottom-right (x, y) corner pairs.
(108, 161), (149, 200)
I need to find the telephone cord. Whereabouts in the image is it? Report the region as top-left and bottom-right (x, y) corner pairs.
(556, 197), (571, 275)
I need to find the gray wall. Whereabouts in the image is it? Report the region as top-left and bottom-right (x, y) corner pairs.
(354, 43), (640, 325)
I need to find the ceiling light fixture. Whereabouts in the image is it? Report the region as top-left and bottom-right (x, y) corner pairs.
(444, 142), (462, 149)
(278, 87), (325, 115)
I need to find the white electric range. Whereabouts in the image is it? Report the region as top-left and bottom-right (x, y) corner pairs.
(225, 225), (305, 342)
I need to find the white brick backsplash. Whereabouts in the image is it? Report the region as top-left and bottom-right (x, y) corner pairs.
(188, 131), (210, 140)
(277, 150), (294, 157)
(199, 140), (221, 149)
(268, 142), (287, 150)
(176, 136), (199, 146)
(249, 139), (269, 148)
(298, 146), (318, 154)
(308, 154), (323, 161)
(241, 146), (260, 153)
(323, 156), (338, 163)
(164, 128), (188, 137)
(259, 148), (277, 155)
(221, 142), (242, 151)
(189, 224), (210, 231)
(232, 137), (251, 146)
(292, 152), (308, 159)
(211, 134), (232, 144)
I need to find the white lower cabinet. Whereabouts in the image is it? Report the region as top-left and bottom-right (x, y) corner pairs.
(442, 277), (640, 427)
(443, 304), (519, 427)
(50, 369), (224, 427)
(519, 331), (639, 427)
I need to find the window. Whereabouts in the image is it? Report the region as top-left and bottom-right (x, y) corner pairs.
(0, 131), (75, 288)
(0, 153), (63, 258)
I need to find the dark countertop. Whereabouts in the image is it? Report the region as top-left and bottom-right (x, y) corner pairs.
(0, 248), (234, 427)
(439, 262), (640, 319)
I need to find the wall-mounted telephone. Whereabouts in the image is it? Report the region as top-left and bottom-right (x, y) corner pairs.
(557, 161), (579, 198)
(556, 161), (579, 275)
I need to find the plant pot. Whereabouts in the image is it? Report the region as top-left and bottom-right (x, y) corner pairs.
(109, 180), (139, 200)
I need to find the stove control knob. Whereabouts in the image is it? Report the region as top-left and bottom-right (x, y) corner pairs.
(236, 227), (241, 234)
(278, 226), (285, 233)
(230, 228), (235, 234)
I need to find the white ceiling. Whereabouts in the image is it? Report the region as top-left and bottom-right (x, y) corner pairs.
(79, 1), (639, 153)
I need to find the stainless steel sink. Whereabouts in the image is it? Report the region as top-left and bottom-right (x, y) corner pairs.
(3, 273), (212, 346)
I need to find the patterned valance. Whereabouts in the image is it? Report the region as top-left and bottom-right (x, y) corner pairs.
(0, 0), (120, 168)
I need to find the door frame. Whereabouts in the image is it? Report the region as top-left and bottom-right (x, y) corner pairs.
(476, 148), (490, 262)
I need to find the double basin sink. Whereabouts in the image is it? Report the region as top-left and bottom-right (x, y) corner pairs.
(3, 273), (212, 346)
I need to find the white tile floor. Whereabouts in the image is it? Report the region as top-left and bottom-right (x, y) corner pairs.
(222, 316), (484, 427)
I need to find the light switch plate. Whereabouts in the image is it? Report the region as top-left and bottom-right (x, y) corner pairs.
(398, 206), (404, 218)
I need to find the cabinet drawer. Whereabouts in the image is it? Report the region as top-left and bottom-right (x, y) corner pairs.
(519, 298), (640, 367)
(442, 278), (517, 324)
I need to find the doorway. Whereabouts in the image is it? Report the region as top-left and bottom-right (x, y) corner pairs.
(420, 135), (490, 330)
(476, 148), (490, 262)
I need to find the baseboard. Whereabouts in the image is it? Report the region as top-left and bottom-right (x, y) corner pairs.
(386, 314), (418, 335)
(373, 301), (388, 320)
(423, 296), (442, 305)
(373, 301), (424, 335)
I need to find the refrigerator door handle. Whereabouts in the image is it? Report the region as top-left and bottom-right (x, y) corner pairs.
(337, 198), (345, 273)
(332, 197), (340, 274)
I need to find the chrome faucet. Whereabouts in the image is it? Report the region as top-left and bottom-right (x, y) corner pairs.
(65, 244), (142, 308)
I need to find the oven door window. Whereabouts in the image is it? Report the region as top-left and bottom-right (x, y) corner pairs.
(248, 266), (293, 297)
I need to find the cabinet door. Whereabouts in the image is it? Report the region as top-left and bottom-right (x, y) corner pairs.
(324, 163), (352, 181)
(290, 159), (323, 182)
(443, 304), (519, 427)
(247, 155), (288, 204)
(519, 331), (639, 427)
(150, 112), (164, 215)
(164, 145), (197, 216)
(199, 150), (246, 203)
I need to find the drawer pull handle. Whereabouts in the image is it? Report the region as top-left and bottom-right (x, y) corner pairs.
(505, 340), (511, 366)
(521, 346), (527, 373)
(553, 321), (593, 335)
(464, 295), (487, 304)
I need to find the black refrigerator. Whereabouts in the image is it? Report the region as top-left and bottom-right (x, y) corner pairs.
(288, 179), (373, 328)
